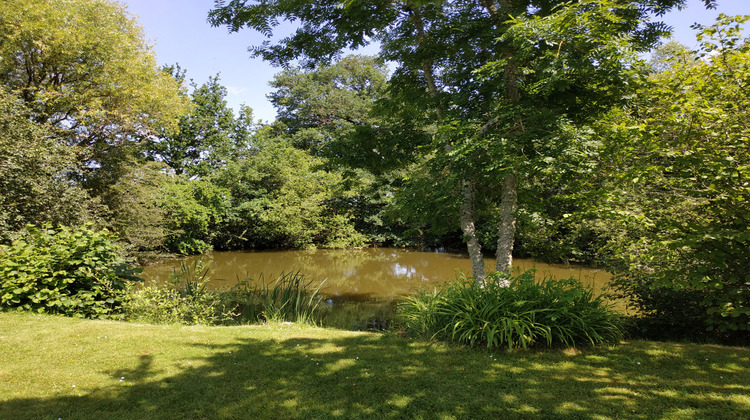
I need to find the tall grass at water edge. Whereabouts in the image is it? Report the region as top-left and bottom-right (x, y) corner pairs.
(126, 260), (379, 328)
(225, 270), (325, 324)
(125, 262), (326, 325)
(397, 270), (624, 349)
(122, 260), (235, 325)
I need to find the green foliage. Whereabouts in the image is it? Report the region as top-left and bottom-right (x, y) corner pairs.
(0, 0), (188, 249)
(397, 271), (623, 349)
(609, 272), (721, 343)
(648, 40), (697, 73)
(0, 224), (140, 318)
(101, 160), (231, 256)
(147, 74), (255, 177)
(0, 0), (188, 143)
(161, 179), (230, 255)
(507, 122), (616, 265)
(122, 260), (234, 325)
(103, 161), (171, 255)
(266, 55), (416, 247)
(602, 15), (750, 339)
(0, 87), (98, 243)
(223, 271), (325, 324)
(213, 136), (366, 250)
(269, 55), (390, 157)
(210, 0), (690, 275)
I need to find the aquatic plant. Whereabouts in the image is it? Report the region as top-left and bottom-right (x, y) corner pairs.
(226, 271), (325, 325)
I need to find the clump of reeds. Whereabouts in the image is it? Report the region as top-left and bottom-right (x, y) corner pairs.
(225, 271), (325, 325)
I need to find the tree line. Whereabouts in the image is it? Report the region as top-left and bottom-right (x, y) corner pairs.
(0, 0), (746, 341)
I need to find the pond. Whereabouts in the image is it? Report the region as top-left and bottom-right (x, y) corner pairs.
(140, 248), (612, 301)
(140, 248), (616, 329)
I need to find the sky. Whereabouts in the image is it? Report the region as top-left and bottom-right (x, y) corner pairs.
(118, 0), (749, 123)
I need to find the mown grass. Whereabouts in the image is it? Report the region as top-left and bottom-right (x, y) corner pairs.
(1, 312), (748, 419)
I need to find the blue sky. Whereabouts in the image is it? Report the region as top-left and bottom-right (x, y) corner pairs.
(119, 0), (749, 123)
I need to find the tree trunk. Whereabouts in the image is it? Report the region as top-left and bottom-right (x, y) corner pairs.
(495, 172), (517, 285)
(492, 27), (521, 285)
(459, 180), (486, 284)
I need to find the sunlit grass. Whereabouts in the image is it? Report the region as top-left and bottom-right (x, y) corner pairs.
(1, 312), (748, 419)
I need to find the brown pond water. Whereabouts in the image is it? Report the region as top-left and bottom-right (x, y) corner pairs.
(140, 248), (612, 302)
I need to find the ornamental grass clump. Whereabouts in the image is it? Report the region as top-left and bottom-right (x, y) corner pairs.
(397, 270), (623, 349)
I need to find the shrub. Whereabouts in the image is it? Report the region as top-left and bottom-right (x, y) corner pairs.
(122, 260), (234, 325)
(211, 140), (366, 250)
(0, 223), (140, 318)
(397, 270), (623, 349)
(599, 17), (750, 343)
(609, 272), (748, 344)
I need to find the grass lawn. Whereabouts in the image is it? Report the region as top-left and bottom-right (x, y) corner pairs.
(0, 312), (748, 419)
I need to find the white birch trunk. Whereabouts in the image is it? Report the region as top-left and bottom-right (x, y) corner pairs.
(459, 180), (486, 284)
(495, 172), (517, 287)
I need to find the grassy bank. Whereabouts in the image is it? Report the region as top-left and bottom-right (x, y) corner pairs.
(1, 312), (748, 419)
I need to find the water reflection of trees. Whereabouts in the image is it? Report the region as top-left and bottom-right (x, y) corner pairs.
(140, 249), (612, 300)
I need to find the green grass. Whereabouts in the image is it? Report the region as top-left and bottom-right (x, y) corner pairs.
(1, 312), (748, 419)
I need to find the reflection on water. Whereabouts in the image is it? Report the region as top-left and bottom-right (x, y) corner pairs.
(140, 248), (612, 302)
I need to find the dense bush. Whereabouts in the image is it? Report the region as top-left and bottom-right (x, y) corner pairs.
(610, 272), (748, 344)
(599, 17), (750, 340)
(0, 224), (140, 318)
(212, 137), (366, 250)
(161, 179), (230, 255)
(397, 271), (623, 349)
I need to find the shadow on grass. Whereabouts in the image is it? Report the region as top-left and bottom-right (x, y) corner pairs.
(2, 332), (749, 419)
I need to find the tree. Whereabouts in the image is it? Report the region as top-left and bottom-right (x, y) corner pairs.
(147, 73), (256, 177)
(160, 178), (231, 255)
(210, 0), (696, 283)
(0, 0), (188, 155)
(0, 87), (98, 243)
(603, 15), (749, 339)
(103, 160), (173, 255)
(269, 55), (389, 156)
(268, 55), (421, 245)
(648, 40), (697, 73)
(0, 0), (191, 242)
(212, 129), (366, 250)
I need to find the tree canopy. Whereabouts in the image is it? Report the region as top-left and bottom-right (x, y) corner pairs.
(0, 0), (189, 151)
(0, 87), (95, 243)
(146, 72), (256, 177)
(603, 14), (750, 336)
(209, 0), (697, 282)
